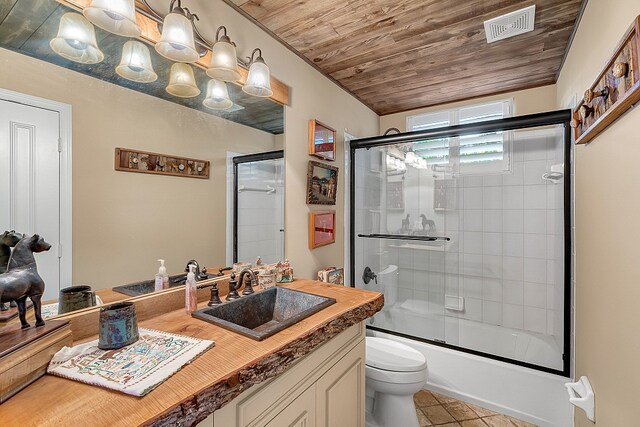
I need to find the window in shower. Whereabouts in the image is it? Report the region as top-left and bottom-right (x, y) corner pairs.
(233, 151), (284, 264)
(350, 110), (571, 376)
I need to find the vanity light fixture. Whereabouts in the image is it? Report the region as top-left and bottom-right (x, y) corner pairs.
(83, 0), (141, 37)
(116, 41), (158, 83)
(207, 26), (241, 82)
(155, 0), (200, 63)
(50, 12), (104, 64)
(242, 48), (273, 97)
(203, 79), (233, 110)
(166, 63), (200, 98)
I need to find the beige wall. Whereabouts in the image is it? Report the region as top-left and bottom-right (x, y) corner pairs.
(380, 85), (558, 132)
(556, 1), (640, 425)
(0, 47), (277, 289)
(204, 2), (380, 279)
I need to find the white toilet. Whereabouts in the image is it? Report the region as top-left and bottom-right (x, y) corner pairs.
(365, 337), (428, 427)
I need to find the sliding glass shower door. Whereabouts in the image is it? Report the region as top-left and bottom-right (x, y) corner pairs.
(350, 111), (571, 375)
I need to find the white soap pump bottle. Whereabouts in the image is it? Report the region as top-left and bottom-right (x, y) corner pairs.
(155, 259), (167, 292)
(185, 264), (198, 314)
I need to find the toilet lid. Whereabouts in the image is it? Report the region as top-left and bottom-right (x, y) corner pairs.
(366, 337), (427, 372)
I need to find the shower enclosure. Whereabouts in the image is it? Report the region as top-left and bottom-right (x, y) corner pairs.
(350, 111), (571, 375)
(233, 150), (284, 264)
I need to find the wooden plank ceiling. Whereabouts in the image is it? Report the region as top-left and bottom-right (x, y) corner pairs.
(225, 0), (584, 115)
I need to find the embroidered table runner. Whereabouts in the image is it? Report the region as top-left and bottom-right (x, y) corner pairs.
(47, 328), (214, 396)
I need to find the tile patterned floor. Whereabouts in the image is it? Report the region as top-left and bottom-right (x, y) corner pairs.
(414, 390), (539, 427)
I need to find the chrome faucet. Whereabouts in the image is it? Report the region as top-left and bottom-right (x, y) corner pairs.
(237, 268), (257, 296)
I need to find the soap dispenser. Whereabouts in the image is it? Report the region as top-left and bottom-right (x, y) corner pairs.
(185, 264), (198, 314)
(155, 259), (168, 292)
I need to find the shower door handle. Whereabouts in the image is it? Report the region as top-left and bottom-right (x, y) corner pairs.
(362, 266), (377, 285)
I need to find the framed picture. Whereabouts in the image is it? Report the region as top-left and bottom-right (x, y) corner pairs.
(308, 119), (336, 161)
(309, 211), (336, 249)
(306, 160), (338, 205)
(386, 180), (404, 210)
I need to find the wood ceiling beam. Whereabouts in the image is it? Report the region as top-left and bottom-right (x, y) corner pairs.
(54, 0), (290, 106)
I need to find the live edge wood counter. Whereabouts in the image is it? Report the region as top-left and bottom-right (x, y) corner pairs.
(0, 280), (383, 427)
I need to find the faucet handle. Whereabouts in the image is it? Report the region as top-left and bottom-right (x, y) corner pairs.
(226, 273), (241, 301)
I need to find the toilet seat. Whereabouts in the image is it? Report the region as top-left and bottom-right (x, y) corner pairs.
(366, 337), (427, 372)
(366, 364), (428, 384)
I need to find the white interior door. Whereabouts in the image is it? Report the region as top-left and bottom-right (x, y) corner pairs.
(0, 99), (61, 300)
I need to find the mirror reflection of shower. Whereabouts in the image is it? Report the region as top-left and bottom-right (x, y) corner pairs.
(231, 151), (284, 265)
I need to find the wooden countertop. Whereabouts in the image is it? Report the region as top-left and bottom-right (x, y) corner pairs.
(0, 280), (383, 427)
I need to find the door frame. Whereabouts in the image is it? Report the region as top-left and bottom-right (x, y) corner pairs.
(0, 87), (72, 292)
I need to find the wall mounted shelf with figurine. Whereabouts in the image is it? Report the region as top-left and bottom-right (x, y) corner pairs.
(114, 148), (210, 179)
(571, 15), (640, 145)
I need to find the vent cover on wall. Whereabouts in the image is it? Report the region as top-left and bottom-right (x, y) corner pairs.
(484, 5), (536, 43)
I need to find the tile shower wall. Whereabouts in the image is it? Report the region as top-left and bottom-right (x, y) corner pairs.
(454, 128), (565, 340)
(236, 160), (284, 264)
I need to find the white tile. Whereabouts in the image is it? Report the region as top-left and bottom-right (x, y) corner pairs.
(503, 256), (523, 281)
(399, 269), (413, 289)
(483, 210), (502, 232)
(524, 210), (547, 234)
(463, 276), (483, 299)
(463, 210), (483, 231)
(482, 278), (503, 302)
(483, 232), (503, 256)
(463, 232), (483, 254)
(523, 160), (548, 185)
(483, 300), (503, 325)
(430, 272), (445, 293)
(503, 303), (524, 329)
(523, 138), (548, 161)
(524, 306), (547, 334)
(503, 210), (524, 233)
(463, 297), (483, 322)
(398, 249), (413, 269)
(482, 174), (502, 187)
(503, 233), (524, 257)
(503, 186), (524, 209)
(524, 282), (546, 308)
(428, 292), (445, 313)
(483, 186), (503, 209)
(482, 255), (502, 278)
(547, 310), (555, 336)
(524, 234), (547, 259)
(464, 187), (483, 209)
(463, 176), (483, 187)
(445, 252), (460, 274)
(503, 162), (524, 186)
(413, 250), (429, 270)
(413, 270), (429, 291)
(503, 280), (524, 305)
(430, 252), (445, 272)
(445, 273), (460, 295)
(524, 185), (546, 209)
(524, 258), (547, 284)
(546, 284), (555, 309)
(463, 254), (483, 276)
(546, 210), (559, 235)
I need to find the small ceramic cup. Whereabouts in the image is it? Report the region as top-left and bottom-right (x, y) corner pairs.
(58, 285), (96, 314)
(98, 302), (139, 350)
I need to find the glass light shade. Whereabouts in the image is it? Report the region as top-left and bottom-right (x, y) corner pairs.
(155, 12), (199, 63)
(203, 79), (233, 110)
(243, 60), (273, 97)
(116, 41), (157, 83)
(50, 13), (104, 64)
(405, 151), (417, 165)
(83, 0), (140, 37)
(166, 63), (200, 98)
(207, 40), (241, 82)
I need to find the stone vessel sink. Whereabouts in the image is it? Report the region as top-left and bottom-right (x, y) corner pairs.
(192, 287), (337, 341)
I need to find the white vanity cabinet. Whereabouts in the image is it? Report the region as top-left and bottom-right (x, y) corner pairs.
(197, 322), (366, 427)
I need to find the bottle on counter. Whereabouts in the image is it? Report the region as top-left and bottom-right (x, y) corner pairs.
(185, 264), (198, 314)
(155, 259), (168, 292)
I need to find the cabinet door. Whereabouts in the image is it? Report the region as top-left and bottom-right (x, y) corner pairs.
(265, 385), (316, 427)
(315, 340), (365, 427)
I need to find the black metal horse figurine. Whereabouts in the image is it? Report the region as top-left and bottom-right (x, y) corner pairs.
(0, 234), (51, 329)
(0, 230), (23, 311)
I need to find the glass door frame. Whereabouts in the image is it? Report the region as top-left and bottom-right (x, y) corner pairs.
(349, 110), (573, 377)
(233, 150), (284, 263)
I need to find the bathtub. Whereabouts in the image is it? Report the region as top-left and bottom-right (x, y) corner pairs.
(367, 300), (573, 426)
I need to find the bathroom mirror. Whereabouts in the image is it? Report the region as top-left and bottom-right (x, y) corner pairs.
(0, 0), (286, 324)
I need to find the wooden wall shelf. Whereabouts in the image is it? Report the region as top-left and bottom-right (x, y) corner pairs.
(115, 148), (210, 179)
(571, 16), (640, 145)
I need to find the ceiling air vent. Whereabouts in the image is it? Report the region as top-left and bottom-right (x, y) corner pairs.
(484, 5), (536, 43)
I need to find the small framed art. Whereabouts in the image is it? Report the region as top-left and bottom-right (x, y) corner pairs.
(309, 211), (336, 249)
(308, 119), (336, 161)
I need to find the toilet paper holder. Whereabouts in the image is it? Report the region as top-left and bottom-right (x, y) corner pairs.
(565, 376), (595, 422)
